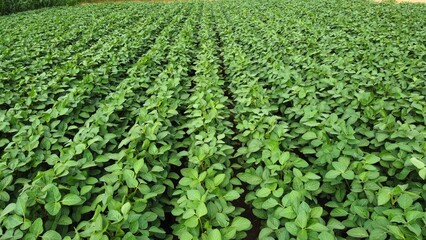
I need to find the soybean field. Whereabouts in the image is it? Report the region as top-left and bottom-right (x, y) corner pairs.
(0, 0), (426, 239)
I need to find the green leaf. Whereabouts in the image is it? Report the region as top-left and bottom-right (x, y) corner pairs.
(256, 188), (271, 198)
(376, 133), (388, 142)
(262, 198), (279, 209)
(214, 174), (226, 186)
(187, 190), (201, 201)
(231, 217), (251, 231)
(332, 161), (348, 172)
(216, 213), (229, 227)
(353, 206), (369, 219)
(180, 231), (193, 240)
(75, 143), (86, 155)
(407, 223), (421, 236)
(80, 185), (92, 195)
(387, 226), (404, 239)
(301, 131), (317, 140)
(419, 168), (426, 180)
(365, 154), (380, 164)
(223, 227), (237, 239)
(406, 210), (424, 222)
(267, 217), (280, 230)
(369, 229), (387, 240)
(4, 215), (23, 229)
(196, 202), (208, 217)
(304, 181), (320, 191)
(318, 232), (334, 240)
(15, 194), (28, 216)
(298, 229), (308, 240)
(42, 230), (62, 240)
(182, 209), (195, 219)
(223, 190), (240, 201)
(259, 228), (274, 239)
(45, 202), (61, 216)
(151, 166), (164, 172)
(377, 188), (391, 206)
(247, 139), (262, 153)
(325, 170), (340, 179)
(397, 193), (413, 209)
(280, 152), (291, 164)
(207, 229), (222, 240)
(285, 222), (299, 236)
(134, 159), (145, 174)
(410, 157), (425, 169)
(29, 218), (43, 235)
(185, 216), (199, 228)
(347, 227), (369, 238)
(310, 207), (323, 218)
(149, 226), (165, 234)
(308, 223), (328, 232)
(0, 139), (9, 148)
(107, 209), (123, 222)
(95, 155), (111, 163)
(330, 208), (348, 217)
(143, 211), (157, 222)
(0, 203), (16, 219)
(342, 170), (355, 180)
(238, 172), (263, 185)
(61, 194), (82, 206)
(121, 202), (131, 215)
(58, 215), (72, 225)
(275, 207), (296, 219)
(123, 169), (138, 188)
(295, 211), (308, 229)
(327, 218), (345, 230)
(148, 144), (158, 155)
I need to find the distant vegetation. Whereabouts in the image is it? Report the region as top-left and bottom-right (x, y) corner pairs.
(0, 0), (79, 15)
(1, 0), (426, 239)
(0, 0), (168, 15)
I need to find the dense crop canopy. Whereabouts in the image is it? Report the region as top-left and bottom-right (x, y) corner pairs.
(0, 0), (426, 239)
(0, 0), (79, 15)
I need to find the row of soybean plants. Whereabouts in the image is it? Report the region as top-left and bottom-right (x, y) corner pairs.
(216, 0), (426, 239)
(170, 4), (249, 240)
(214, 2), (317, 240)
(0, 2), (195, 239)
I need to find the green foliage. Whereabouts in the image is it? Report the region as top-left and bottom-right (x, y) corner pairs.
(0, 0), (79, 15)
(0, 0), (426, 239)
